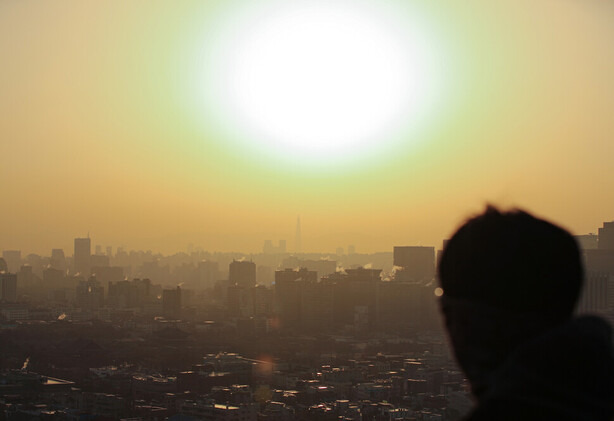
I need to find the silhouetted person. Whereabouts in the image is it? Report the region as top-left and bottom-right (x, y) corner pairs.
(438, 207), (614, 420)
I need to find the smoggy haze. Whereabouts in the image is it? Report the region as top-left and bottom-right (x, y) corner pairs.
(1, 0), (614, 254)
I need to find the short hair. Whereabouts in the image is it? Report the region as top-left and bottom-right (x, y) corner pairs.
(438, 206), (583, 317)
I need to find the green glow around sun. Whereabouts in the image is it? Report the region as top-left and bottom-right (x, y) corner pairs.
(192, 0), (448, 173)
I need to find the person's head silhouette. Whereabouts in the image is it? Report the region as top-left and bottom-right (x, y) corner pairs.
(438, 206), (614, 420)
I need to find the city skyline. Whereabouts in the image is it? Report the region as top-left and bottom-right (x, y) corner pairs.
(1, 210), (613, 258)
(1, 2), (613, 414)
(0, 214), (610, 261)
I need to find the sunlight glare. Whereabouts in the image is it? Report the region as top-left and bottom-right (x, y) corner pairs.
(203, 0), (441, 165)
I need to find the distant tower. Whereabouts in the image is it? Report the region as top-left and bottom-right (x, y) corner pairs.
(295, 216), (302, 254)
(74, 237), (91, 276)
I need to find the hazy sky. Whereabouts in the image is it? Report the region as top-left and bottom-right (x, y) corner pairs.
(1, 0), (614, 255)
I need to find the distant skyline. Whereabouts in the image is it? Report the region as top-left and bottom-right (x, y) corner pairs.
(0, 217), (608, 258)
(2, 0), (614, 254)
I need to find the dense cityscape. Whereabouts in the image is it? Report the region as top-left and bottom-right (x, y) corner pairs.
(0, 219), (612, 420)
(2, 0), (613, 418)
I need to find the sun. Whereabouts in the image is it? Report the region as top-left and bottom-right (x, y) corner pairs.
(201, 0), (442, 167)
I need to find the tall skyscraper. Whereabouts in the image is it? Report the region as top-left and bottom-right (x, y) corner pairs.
(295, 216), (302, 253)
(2, 250), (21, 273)
(74, 237), (91, 276)
(229, 260), (256, 288)
(393, 246), (435, 282)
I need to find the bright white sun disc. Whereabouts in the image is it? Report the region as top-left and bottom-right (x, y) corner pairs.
(204, 0), (440, 162)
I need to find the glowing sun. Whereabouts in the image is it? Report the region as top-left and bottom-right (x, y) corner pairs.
(202, 1), (442, 165)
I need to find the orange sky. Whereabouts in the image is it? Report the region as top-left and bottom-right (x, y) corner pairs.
(1, 0), (613, 255)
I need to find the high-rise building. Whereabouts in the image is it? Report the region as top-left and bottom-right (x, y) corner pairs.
(599, 221), (614, 250)
(17, 265), (37, 290)
(577, 272), (613, 313)
(275, 267), (317, 284)
(0, 258), (7, 273)
(108, 278), (152, 309)
(226, 285), (253, 318)
(252, 284), (274, 316)
(92, 266), (123, 283)
(24, 254), (43, 277)
(393, 246), (435, 282)
(376, 281), (439, 332)
(301, 281), (333, 331)
(43, 267), (66, 288)
(281, 256), (337, 280)
(0, 273), (17, 302)
(275, 267), (317, 329)
(50, 249), (66, 271)
(198, 260), (220, 289)
(162, 286), (182, 318)
(91, 254), (109, 268)
(2, 250), (21, 274)
(74, 237), (91, 276)
(575, 234), (598, 250)
(584, 249), (614, 275)
(257, 265), (274, 286)
(229, 260), (256, 288)
(583, 220), (614, 314)
(324, 267), (381, 329)
(75, 276), (104, 309)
